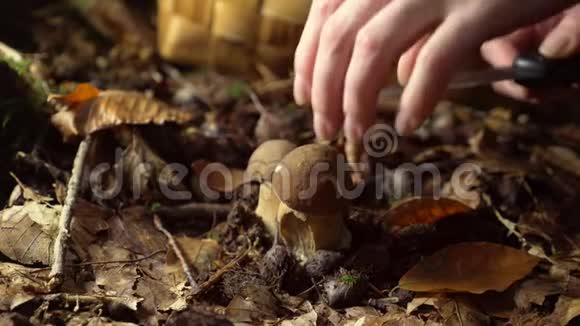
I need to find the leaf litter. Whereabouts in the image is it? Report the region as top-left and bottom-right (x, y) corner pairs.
(1, 2), (580, 325)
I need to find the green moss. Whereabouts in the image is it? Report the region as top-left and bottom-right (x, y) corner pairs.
(150, 202), (162, 211)
(227, 81), (250, 99)
(339, 274), (361, 286)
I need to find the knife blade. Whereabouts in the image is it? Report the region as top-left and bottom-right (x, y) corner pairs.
(379, 52), (580, 98)
(380, 67), (515, 98)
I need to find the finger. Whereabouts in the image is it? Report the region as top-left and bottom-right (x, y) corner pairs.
(294, 0), (345, 106)
(397, 35), (430, 86)
(481, 30), (537, 101)
(540, 4), (580, 58)
(311, 0), (390, 140)
(481, 28), (536, 67)
(342, 0), (441, 142)
(397, 13), (487, 136)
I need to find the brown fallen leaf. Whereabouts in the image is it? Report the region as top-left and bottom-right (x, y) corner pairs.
(343, 305), (423, 326)
(0, 202), (60, 265)
(399, 242), (540, 294)
(0, 263), (49, 311)
(407, 295), (490, 326)
(50, 84), (197, 139)
(384, 197), (473, 229)
(226, 285), (285, 323)
(165, 237), (221, 281)
(280, 310), (318, 326)
(514, 277), (566, 310)
(553, 296), (580, 325)
(69, 201), (111, 261)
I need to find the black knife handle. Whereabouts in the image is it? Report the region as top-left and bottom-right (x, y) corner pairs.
(514, 52), (580, 88)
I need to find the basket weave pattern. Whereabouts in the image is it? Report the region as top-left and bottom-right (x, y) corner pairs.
(158, 0), (312, 74)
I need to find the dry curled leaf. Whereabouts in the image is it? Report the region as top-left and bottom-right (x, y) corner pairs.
(50, 84), (197, 139)
(0, 202), (60, 265)
(0, 199), (111, 266)
(399, 242), (540, 294)
(385, 197), (473, 229)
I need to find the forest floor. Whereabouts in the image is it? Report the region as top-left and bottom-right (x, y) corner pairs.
(1, 2), (580, 326)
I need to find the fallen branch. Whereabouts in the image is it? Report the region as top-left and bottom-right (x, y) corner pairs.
(153, 214), (198, 291)
(48, 135), (93, 290)
(40, 293), (141, 311)
(153, 202), (232, 220)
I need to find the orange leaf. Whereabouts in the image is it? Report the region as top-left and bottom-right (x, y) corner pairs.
(51, 90), (196, 139)
(62, 83), (101, 106)
(399, 242), (540, 294)
(385, 197), (472, 228)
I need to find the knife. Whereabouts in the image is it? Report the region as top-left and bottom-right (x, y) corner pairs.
(380, 52), (580, 98)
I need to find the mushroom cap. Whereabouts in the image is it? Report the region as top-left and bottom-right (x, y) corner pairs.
(247, 139), (297, 182)
(271, 144), (345, 215)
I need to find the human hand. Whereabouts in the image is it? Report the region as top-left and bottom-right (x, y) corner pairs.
(476, 4), (580, 102)
(293, 0), (578, 144)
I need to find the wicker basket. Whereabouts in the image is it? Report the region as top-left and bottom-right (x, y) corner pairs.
(158, 0), (312, 75)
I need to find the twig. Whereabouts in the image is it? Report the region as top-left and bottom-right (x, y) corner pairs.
(296, 278), (326, 297)
(15, 151), (71, 181)
(192, 244), (251, 297)
(247, 89), (269, 117)
(454, 300), (465, 326)
(153, 203), (231, 220)
(153, 214), (198, 290)
(74, 249), (166, 267)
(32, 250), (166, 273)
(48, 135), (93, 290)
(41, 293), (138, 309)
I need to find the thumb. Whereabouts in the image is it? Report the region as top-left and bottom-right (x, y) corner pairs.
(539, 4), (580, 58)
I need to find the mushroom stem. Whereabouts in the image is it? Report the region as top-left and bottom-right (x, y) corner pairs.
(255, 183), (281, 239)
(278, 202), (351, 262)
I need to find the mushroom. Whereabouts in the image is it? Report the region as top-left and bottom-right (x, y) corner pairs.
(246, 140), (297, 183)
(249, 140), (297, 237)
(271, 144), (351, 261)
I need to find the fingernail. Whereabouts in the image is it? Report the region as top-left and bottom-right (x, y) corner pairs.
(314, 115), (335, 141)
(395, 114), (416, 136)
(294, 76), (306, 105)
(540, 34), (573, 58)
